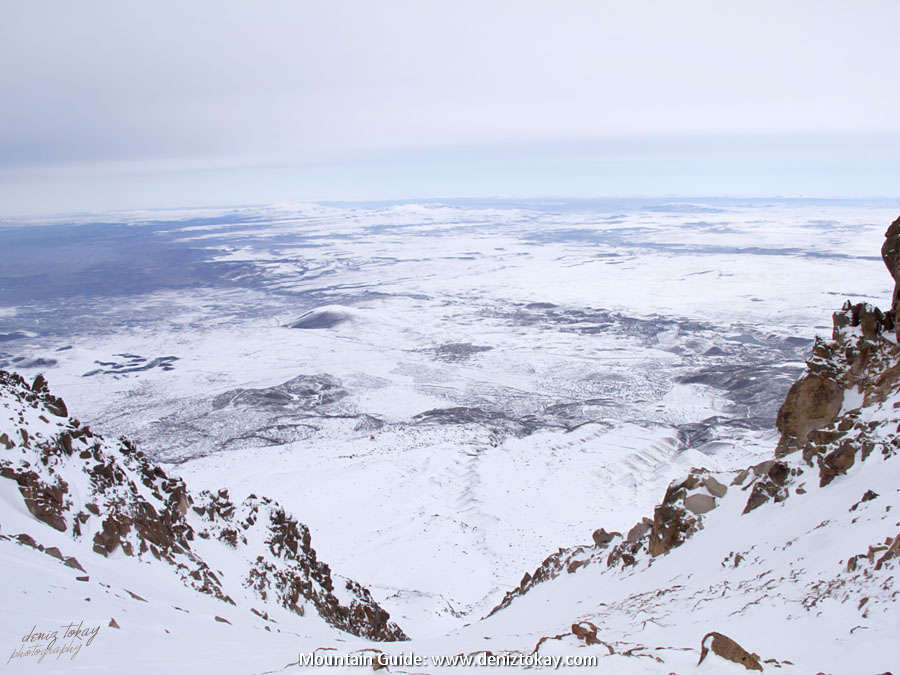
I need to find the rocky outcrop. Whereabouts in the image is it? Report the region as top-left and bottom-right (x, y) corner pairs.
(775, 372), (844, 453)
(0, 370), (406, 641)
(591, 528), (619, 546)
(487, 466), (729, 616)
(881, 214), (900, 336)
(738, 459), (791, 514)
(697, 632), (763, 671)
(773, 300), (900, 488)
(776, 300), (899, 457)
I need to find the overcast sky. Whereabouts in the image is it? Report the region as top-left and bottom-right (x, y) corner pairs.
(2, 0), (899, 213)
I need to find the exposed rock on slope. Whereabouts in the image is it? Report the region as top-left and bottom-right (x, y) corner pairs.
(483, 218), (900, 672)
(881, 213), (900, 335)
(487, 463), (730, 616)
(0, 370), (406, 641)
(491, 296), (900, 618)
(776, 299), (897, 458)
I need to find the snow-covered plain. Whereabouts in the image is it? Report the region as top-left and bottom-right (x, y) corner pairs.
(1, 198), (898, 671)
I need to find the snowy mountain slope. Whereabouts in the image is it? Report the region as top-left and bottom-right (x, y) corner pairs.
(279, 226), (900, 673)
(2, 200), (900, 672)
(489, 299), (900, 617)
(0, 369), (406, 672)
(0, 520), (340, 674)
(443, 301), (900, 669)
(37, 288), (798, 630)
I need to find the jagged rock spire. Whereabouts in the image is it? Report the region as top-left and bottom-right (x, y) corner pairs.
(881, 215), (900, 336)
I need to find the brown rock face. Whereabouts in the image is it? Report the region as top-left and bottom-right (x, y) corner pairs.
(881, 214), (900, 336)
(684, 493), (716, 514)
(702, 476), (727, 498)
(648, 502), (698, 557)
(92, 515), (133, 556)
(44, 396), (68, 418)
(776, 270), (900, 460)
(819, 440), (858, 487)
(591, 528), (619, 547)
(697, 632), (763, 671)
(31, 374), (48, 392)
(571, 621), (604, 646)
(626, 518), (652, 543)
(742, 460), (791, 514)
(875, 533), (900, 570)
(776, 374), (843, 455)
(0, 467), (69, 532)
(774, 293), (900, 471)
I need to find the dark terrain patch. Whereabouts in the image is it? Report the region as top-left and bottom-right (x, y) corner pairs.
(83, 355), (178, 377)
(15, 358), (58, 369)
(677, 362), (805, 427)
(0, 332), (29, 342)
(212, 374), (348, 411)
(430, 343), (493, 362)
(412, 406), (551, 436)
(289, 310), (353, 329)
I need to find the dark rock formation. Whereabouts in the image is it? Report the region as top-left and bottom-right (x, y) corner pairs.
(773, 299), (900, 487)
(777, 223), (900, 454)
(571, 621), (605, 647)
(741, 460), (790, 514)
(212, 374), (347, 411)
(776, 298), (900, 458)
(775, 373), (844, 454)
(591, 528), (619, 547)
(881, 214), (900, 336)
(698, 631), (763, 671)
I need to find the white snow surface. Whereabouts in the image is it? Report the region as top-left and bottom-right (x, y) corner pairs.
(1, 198), (899, 672)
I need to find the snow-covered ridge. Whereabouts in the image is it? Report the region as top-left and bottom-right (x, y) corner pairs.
(0, 370), (406, 643)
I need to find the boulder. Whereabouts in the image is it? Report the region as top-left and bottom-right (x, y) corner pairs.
(698, 631), (763, 671)
(776, 375), (843, 455)
(874, 533), (900, 570)
(743, 461), (791, 514)
(571, 621), (602, 646)
(684, 493), (716, 514)
(648, 504), (698, 557)
(857, 304), (884, 340)
(44, 395), (68, 418)
(626, 518), (652, 543)
(31, 374), (48, 392)
(702, 476), (727, 497)
(15, 473), (68, 532)
(819, 441), (858, 486)
(591, 528), (619, 547)
(882, 214), (900, 337)
(64, 556), (86, 572)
